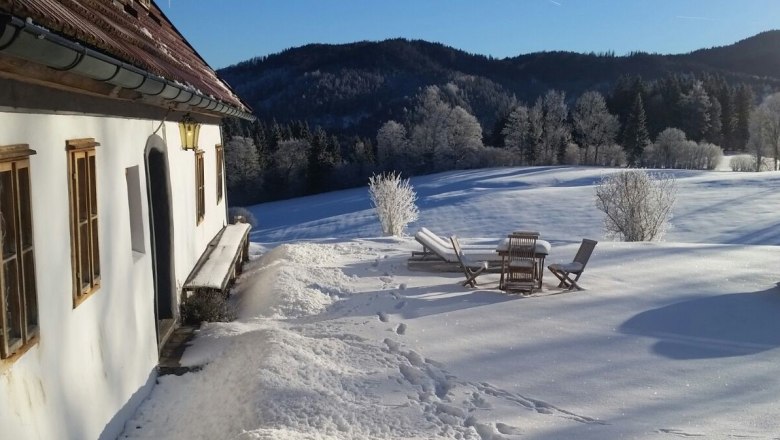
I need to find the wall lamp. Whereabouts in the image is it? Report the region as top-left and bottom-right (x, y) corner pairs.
(178, 113), (201, 151)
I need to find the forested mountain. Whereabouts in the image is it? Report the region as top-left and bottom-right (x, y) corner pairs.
(220, 32), (780, 205)
(219, 32), (780, 139)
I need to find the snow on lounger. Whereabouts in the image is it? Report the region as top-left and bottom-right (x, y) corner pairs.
(414, 229), (502, 264)
(419, 227), (500, 251)
(415, 227), (551, 259)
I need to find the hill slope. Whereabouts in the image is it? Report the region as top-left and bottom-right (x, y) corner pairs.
(219, 32), (780, 137)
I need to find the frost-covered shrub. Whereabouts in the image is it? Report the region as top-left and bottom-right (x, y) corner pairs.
(562, 143), (581, 165)
(643, 128), (723, 170)
(730, 155), (756, 172)
(368, 171), (419, 236)
(595, 169), (677, 242)
(180, 290), (236, 325)
(592, 144), (627, 167)
(479, 146), (517, 167)
(690, 142), (723, 170)
(228, 206), (258, 227)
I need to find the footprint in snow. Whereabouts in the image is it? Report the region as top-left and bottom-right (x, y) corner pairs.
(378, 312), (390, 322)
(394, 300), (406, 309)
(396, 323), (407, 335)
(657, 428), (706, 437)
(496, 422), (522, 435)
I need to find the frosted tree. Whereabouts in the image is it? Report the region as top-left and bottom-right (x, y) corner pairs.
(501, 104), (533, 164)
(572, 91), (619, 165)
(679, 80), (712, 142)
(442, 106), (483, 169)
(224, 136), (261, 191)
(368, 172), (419, 237)
(410, 86), (453, 170)
(748, 92), (780, 171)
(376, 120), (410, 171)
(271, 138), (309, 195)
(409, 85), (484, 171)
(595, 170), (677, 242)
(531, 90), (571, 164)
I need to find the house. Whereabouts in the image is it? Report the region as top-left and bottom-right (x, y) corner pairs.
(0, 1), (254, 438)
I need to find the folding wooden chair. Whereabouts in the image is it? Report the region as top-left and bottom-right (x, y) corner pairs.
(503, 231), (539, 293)
(548, 239), (598, 291)
(450, 236), (488, 288)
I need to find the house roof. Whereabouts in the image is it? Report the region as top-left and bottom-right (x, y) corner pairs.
(0, 0), (253, 119)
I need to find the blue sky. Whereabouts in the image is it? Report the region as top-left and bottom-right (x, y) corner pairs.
(161, 0), (780, 69)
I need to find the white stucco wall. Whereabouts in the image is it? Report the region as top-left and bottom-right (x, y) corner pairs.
(0, 111), (227, 439)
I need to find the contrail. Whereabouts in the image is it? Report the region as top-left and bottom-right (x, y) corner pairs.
(675, 15), (716, 21)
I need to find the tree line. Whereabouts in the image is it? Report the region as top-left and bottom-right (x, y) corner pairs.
(224, 72), (779, 205)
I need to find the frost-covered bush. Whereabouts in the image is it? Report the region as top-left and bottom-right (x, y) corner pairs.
(479, 146), (517, 167)
(562, 143), (581, 165)
(368, 172), (419, 236)
(595, 169), (677, 242)
(690, 142), (723, 170)
(730, 155), (756, 172)
(180, 290), (236, 325)
(587, 144), (626, 167)
(228, 206), (258, 227)
(643, 128), (723, 170)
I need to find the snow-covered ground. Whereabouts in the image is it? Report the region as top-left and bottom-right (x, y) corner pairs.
(122, 166), (780, 439)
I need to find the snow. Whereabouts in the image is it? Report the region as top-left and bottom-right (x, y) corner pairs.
(122, 166), (780, 439)
(185, 223), (250, 290)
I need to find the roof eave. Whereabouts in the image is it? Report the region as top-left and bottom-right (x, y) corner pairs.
(0, 13), (255, 121)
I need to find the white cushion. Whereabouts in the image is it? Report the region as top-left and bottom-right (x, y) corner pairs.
(549, 262), (583, 273)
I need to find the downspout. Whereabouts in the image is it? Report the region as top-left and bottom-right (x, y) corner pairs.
(0, 13), (254, 121)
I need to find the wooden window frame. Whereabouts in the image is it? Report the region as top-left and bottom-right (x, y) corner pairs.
(0, 144), (39, 360)
(215, 144), (224, 204)
(195, 149), (205, 225)
(67, 139), (101, 307)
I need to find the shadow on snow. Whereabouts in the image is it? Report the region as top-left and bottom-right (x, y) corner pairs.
(619, 285), (780, 359)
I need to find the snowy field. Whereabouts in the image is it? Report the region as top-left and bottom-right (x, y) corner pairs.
(123, 166), (780, 439)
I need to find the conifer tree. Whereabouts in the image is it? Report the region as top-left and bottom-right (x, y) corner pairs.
(622, 93), (650, 166)
(733, 84), (754, 151)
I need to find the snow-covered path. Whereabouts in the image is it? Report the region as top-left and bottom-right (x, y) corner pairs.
(122, 167), (780, 439)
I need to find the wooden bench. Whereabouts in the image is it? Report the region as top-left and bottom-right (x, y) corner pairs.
(183, 223), (251, 297)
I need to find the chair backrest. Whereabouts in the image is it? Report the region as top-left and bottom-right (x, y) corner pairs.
(573, 239), (598, 269)
(450, 235), (464, 260)
(449, 236), (473, 273)
(508, 232), (539, 261)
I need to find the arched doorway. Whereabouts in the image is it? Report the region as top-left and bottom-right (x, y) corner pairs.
(144, 135), (175, 348)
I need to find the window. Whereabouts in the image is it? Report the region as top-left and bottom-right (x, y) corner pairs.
(125, 166), (145, 254)
(0, 144), (38, 359)
(67, 139), (100, 306)
(215, 144), (224, 204)
(195, 149), (205, 224)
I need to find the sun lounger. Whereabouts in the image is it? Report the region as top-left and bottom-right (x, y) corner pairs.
(409, 229), (502, 272)
(411, 227), (501, 260)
